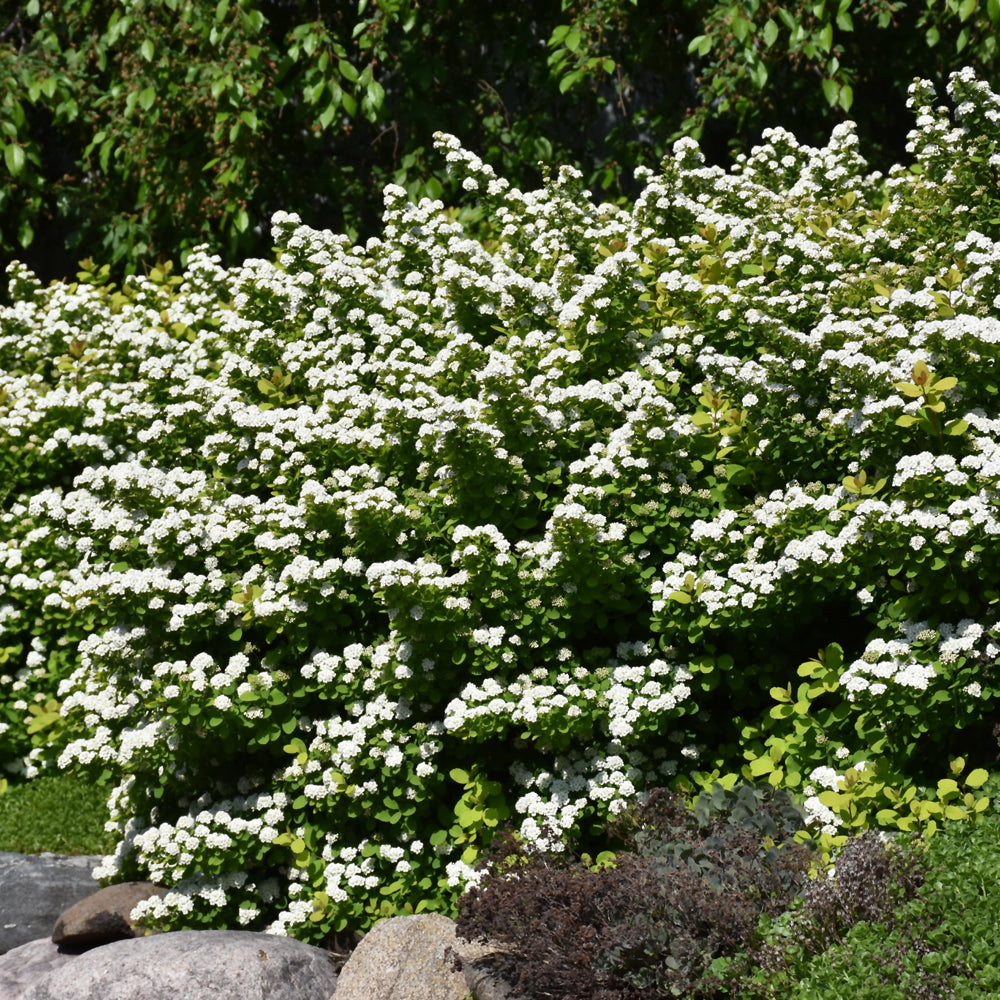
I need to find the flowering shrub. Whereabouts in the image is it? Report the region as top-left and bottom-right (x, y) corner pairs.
(2, 68), (1000, 941)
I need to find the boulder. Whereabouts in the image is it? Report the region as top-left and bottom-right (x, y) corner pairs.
(0, 853), (103, 955)
(52, 882), (167, 947)
(17, 929), (339, 1000)
(462, 951), (526, 1000)
(334, 912), (506, 1000)
(0, 938), (84, 1000)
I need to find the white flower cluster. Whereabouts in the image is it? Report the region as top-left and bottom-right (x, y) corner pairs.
(800, 763), (867, 836)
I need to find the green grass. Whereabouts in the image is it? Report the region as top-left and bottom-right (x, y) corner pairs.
(0, 772), (117, 855)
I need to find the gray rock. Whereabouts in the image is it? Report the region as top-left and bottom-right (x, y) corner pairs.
(18, 930), (339, 1000)
(52, 881), (167, 947)
(463, 951), (526, 1000)
(334, 913), (504, 1000)
(0, 938), (85, 1000)
(0, 853), (103, 955)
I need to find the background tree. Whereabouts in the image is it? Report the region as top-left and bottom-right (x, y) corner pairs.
(1, 0), (998, 286)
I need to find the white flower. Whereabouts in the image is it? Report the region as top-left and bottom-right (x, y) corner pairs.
(808, 766), (841, 791)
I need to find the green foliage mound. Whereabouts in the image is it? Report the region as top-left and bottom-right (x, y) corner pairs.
(732, 810), (1000, 999)
(1, 68), (1000, 944)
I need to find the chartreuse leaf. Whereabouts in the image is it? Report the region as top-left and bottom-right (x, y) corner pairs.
(966, 768), (989, 788)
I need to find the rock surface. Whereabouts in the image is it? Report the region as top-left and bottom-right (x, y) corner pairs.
(0, 938), (84, 1000)
(462, 951), (525, 1000)
(0, 853), (103, 956)
(333, 912), (507, 1000)
(17, 930), (339, 1000)
(52, 881), (166, 947)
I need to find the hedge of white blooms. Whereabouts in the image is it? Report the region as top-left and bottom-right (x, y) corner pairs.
(2, 67), (1000, 940)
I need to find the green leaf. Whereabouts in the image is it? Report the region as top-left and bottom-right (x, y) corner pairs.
(138, 87), (156, 112)
(140, 38), (154, 61)
(821, 77), (838, 106)
(456, 805), (480, 828)
(549, 23), (570, 46)
(339, 58), (360, 83)
(965, 768), (989, 788)
(449, 768), (470, 784)
(26, 712), (60, 734)
(98, 136), (114, 173)
(318, 102), (338, 130)
(4, 143), (25, 178)
(762, 18), (779, 46)
(559, 69), (584, 94)
(370, 77), (386, 105)
(687, 34), (712, 56)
